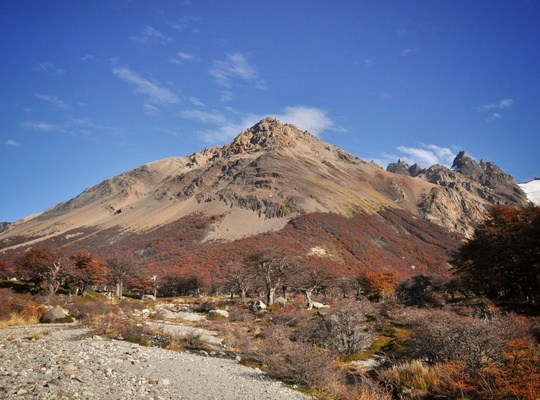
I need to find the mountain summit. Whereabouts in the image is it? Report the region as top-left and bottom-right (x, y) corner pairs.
(0, 118), (528, 254)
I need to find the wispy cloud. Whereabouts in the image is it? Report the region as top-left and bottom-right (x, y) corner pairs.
(180, 109), (227, 124)
(131, 26), (172, 45)
(34, 61), (65, 75)
(80, 54), (99, 63)
(168, 51), (198, 64)
(34, 93), (70, 110)
(476, 98), (514, 122)
(169, 15), (201, 32)
(209, 53), (261, 87)
(477, 98), (514, 112)
(370, 143), (457, 169)
(402, 48), (417, 56)
(112, 67), (180, 104)
(272, 106), (339, 137)
(5, 139), (18, 147)
(189, 97), (205, 107)
(20, 121), (60, 132)
(144, 103), (159, 116)
(181, 105), (340, 144)
(396, 144), (456, 167)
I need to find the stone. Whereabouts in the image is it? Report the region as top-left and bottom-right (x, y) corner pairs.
(251, 300), (266, 311)
(208, 309), (229, 319)
(274, 296), (287, 305)
(311, 302), (329, 309)
(41, 305), (73, 323)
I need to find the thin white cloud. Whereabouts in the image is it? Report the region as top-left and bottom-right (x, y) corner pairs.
(402, 48), (417, 56)
(181, 109), (227, 124)
(34, 61), (65, 75)
(20, 121), (60, 132)
(144, 103), (159, 116)
(209, 53), (259, 87)
(477, 98), (514, 112)
(80, 54), (99, 63)
(368, 144), (458, 170)
(168, 51), (198, 64)
(189, 97), (205, 107)
(181, 105), (339, 144)
(272, 106), (338, 137)
(112, 67), (180, 104)
(486, 112), (502, 122)
(131, 26), (172, 45)
(395, 144), (457, 168)
(5, 139), (18, 147)
(34, 93), (70, 110)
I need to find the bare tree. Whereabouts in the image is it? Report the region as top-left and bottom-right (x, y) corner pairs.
(224, 261), (253, 301)
(311, 299), (377, 354)
(107, 256), (135, 298)
(245, 250), (291, 305)
(294, 265), (331, 309)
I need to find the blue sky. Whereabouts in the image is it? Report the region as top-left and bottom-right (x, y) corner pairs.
(1, 1), (539, 222)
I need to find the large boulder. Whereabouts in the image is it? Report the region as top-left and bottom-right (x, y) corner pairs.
(208, 309), (229, 319)
(274, 296), (288, 306)
(251, 300), (267, 312)
(41, 305), (74, 323)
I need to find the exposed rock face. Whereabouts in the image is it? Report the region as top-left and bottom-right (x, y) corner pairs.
(451, 151), (528, 204)
(0, 222), (10, 234)
(386, 151), (528, 236)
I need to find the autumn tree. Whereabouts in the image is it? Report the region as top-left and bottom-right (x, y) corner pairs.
(396, 274), (444, 308)
(15, 247), (67, 295)
(0, 259), (13, 280)
(452, 204), (540, 309)
(69, 252), (111, 295)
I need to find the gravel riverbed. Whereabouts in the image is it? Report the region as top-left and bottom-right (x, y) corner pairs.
(0, 324), (311, 400)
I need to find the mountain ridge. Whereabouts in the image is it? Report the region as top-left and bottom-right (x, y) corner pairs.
(0, 118), (529, 254)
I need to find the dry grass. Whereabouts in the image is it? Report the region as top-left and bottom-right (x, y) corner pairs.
(379, 359), (440, 399)
(0, 312), (40, 329)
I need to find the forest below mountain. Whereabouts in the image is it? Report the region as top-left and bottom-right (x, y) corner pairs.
(1, 204), (539, 399)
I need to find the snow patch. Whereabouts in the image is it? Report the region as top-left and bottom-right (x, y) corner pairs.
(519, 179), (540, 205)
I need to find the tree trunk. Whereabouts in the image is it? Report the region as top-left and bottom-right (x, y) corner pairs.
(305, 288), (314, 310)
(115, 281), (123, 298)
(267, 287), (276, 306)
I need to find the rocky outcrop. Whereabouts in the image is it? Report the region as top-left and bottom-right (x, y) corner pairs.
(386, 152), (529, 236)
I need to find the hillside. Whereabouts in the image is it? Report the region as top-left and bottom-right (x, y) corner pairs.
(0, 118), (528, 280)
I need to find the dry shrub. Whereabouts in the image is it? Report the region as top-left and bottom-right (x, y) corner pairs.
(310, 299), (377, 354)
(86, 311), (126, 337)
(66, 297), (119, 321)
(378, 359), (440, 399)
(20, 301), (48, 320)
(243, 325), (343, 397)
(0, 288), (16, 318)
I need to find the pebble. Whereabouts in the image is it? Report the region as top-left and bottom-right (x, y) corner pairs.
(0, 325), (310, 400)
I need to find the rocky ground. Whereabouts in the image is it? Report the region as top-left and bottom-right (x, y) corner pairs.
(0, 324), (311, 400)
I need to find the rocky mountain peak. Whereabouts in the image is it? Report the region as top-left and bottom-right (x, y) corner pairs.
(223, 118), (314, 156)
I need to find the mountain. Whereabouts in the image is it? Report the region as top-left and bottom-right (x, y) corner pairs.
(519, 179), (540, 205)
(387, 151), (528, 233)
(0, 118), (528, 282)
